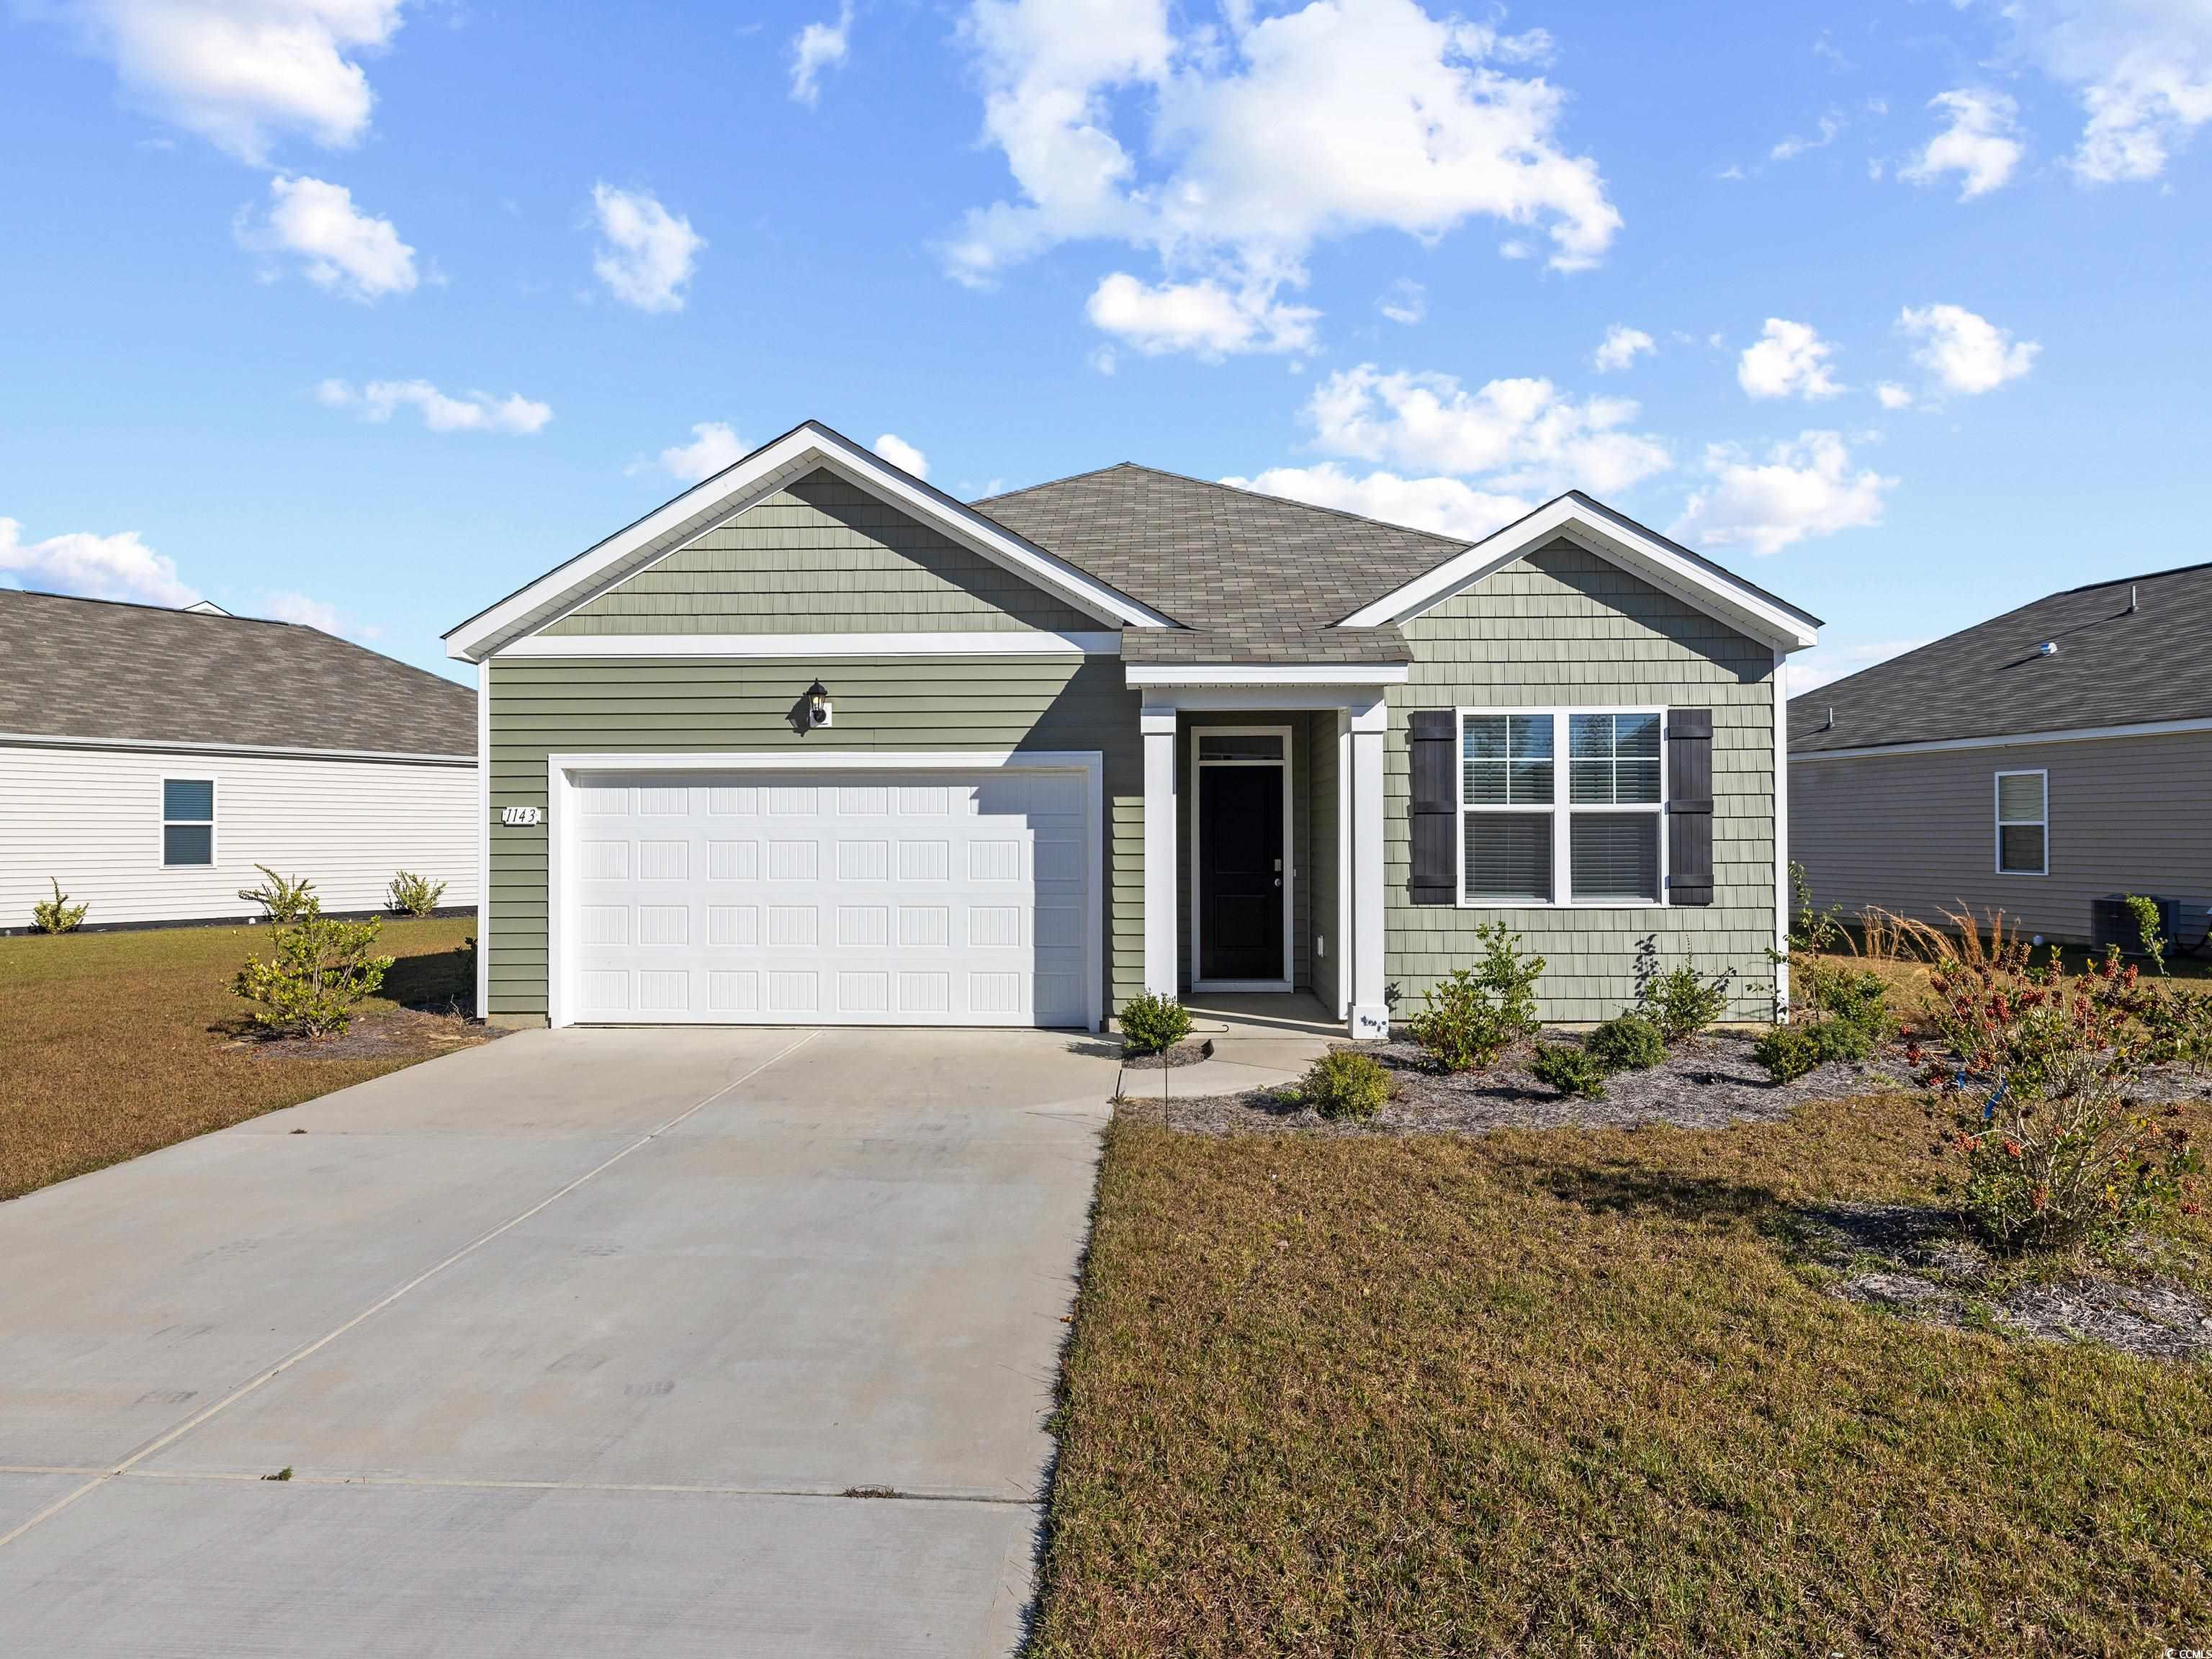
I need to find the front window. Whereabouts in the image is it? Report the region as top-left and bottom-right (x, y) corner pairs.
(1459, 710), (1665, 906)
(1995, 770), (2047, 875)
(163, 778), (215, 867)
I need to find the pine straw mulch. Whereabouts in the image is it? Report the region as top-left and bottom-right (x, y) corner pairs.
(228, 1004), (500, 1065)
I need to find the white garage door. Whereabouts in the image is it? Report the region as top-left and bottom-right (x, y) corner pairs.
(559, 765), (1093, 1027)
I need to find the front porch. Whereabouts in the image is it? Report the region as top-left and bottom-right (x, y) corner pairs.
(1136, 685), (1393, 1041)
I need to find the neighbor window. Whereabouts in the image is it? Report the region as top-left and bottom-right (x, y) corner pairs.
(1995, 770), (2047, 875)
(163, 778), (215, 867)
(1460, 710), (1665, 906)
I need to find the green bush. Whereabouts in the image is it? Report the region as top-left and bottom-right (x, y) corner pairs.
(238, 866), (316, 925)
(1406, 924), (1545, 1072)
(1793, 956), (1895, 1043)
(1300, 1050), (1393, 1122)
(1753, 1017), (1872, 1084)
(1530, 1040), (1609, 1100)
(233, 901), (395, 1038)
(1636, 958), (1735, 1046)
(387, 871), (448, 917)
(1586, 1012), (1666, 1071)
(1119, 991), (1192, 1056)
(32, 878), (89, 935)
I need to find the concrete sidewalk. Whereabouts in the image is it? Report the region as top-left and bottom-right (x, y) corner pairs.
(0, 1025), (1118, 1656)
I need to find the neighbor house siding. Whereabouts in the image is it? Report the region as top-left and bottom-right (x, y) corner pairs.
(1790, 730), (2212, 943)
(483, 655), (1141, 1019)
(1388, 539), (1779, 1022)
(547, 469), (1096, 637)
(0, 742), (477, 930)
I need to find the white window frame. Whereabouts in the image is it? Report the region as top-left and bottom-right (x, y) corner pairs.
(1993, 768), (2049, 876)
(160, 774), (218, 869)
(1190, 724), (1296, 993)
(1454, 707), (1669, 909)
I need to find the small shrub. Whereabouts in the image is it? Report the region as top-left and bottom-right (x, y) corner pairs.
(1530, 1040), (1608, 1100)
(1300, 1050), (1393, 1122)
(233, 901), (395, 1038)
(1753, 1023), (1822, 1084)
(1406, 924), (1545, 1072)
(1793, 956), (1896, 1043)
(238, 866), (317, 925)
(2141, 981), (2212, 1068)
(32, 878), (89, 935)
(1586, 1012), (1666, 1071)
(1119, 991), (1192, 1056)
(2123, 892), (2169, 976)
(1636, 956), (1735, 1046)
(387, 871), (448, 917)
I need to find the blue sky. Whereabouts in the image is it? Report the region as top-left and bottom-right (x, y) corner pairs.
(2, 0), (2206, 691)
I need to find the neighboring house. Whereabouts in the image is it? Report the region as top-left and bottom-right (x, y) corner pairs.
(1, 590), (478, 930)
(445, 420), (1819, 1036)
(1789, 561), (2212, 945)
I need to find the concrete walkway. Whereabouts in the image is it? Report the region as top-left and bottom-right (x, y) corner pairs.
(0, 1026), (1118, 1656)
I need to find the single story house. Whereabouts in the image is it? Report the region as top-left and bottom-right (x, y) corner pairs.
(1789, 559), (2212, 946)
(1, 589), (477, 931)
(444, 420), (1820, 1037)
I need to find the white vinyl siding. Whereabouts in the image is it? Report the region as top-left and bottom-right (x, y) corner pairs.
(1995, 769), (2049, 876)
(1, 743), (477, 927)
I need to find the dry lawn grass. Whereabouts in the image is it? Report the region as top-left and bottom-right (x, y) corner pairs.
(1033, 1097), (2212, 1657)
(1, 917), (482, 1201)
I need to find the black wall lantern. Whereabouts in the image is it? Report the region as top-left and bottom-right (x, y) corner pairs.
(805, 679), (834, 730)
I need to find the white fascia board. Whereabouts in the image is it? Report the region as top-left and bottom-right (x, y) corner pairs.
(1124, 663), (1411, 687)
(1791, 715), (2212, 762)
(444, 421), (1171, 661)
(0, 730), (475, 766)
(495, 630), (1121, 660)
(1337, 496), (1820, 652)
(547, 749), (1102, 773)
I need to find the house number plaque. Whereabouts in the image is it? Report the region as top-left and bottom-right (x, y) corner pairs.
(500, 806), (542, 827)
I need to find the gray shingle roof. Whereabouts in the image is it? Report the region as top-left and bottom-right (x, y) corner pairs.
(1789, 561), (2212, 754)
(974, 464), (1467, 660)
(0, 590), (476, 756)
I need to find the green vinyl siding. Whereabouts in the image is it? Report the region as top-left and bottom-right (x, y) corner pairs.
(1388, 538), (1779, 1022)
(485, 654), (1142, 1020)
(547, 469), (1096, 637)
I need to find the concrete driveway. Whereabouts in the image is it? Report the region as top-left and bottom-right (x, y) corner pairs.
(0, 1026), (1118, 1656)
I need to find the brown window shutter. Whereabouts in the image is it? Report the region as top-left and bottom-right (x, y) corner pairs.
(1408, 710), (1457, 905)
(1665, 708), (1714, 906)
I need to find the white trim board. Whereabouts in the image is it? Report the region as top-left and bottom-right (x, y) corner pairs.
(495, 630), (1121, 660)
(1792, 715), (2212, 761)
(0, 731), (475, 766)
(1338, 493), (1820, 652)
(445, 421), (1172, 660)
(1125, 663), (1409, 687)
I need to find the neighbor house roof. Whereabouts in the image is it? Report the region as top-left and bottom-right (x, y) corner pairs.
(0, 589), (477, 757)
(1789, 560), (2212, 755)
(974, 464), (1455, 665)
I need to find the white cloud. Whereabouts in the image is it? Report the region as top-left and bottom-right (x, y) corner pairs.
(873, 433), (929, 479)
(1218, 464), (1529, 541)
(1771, 112), (1843, 161)
(2003, 0), (2212, 182)
(589, 184), (703, 313)
(317, 378), (552, 433)
(1784, 637), (1928, 698)
(1671, 431), (1895, 555)
(1086, 271), (1319, 357)
(238, 174), (416, 300)
(657, 421), (746, 482)
(790, 2), (852, 105)
(1593, 323), (1654, 372)
(50, 0), (407, 164)
(1898, 303), (2040, 395)
(1737, 318), (1843, 401)
(1307, 364), (1671, 495)
(1876, 381), (1915, 410)
(1377, 278), (1426, 325)
(0, 517), (199, 606)
(947, 0), (1619, 353)
(1900, 89), (2024, 199)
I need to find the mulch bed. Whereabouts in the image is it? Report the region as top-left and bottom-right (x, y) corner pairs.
(1118, 1037), (1213, 1071)
(229, 1006), (500, 1064)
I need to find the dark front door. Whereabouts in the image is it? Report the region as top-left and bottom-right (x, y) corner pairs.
(1197, 764), (1285, 982)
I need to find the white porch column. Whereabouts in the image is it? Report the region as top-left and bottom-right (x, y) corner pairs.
(1141, 704), (1179, 997)
(1348, 693), (1390, 1039)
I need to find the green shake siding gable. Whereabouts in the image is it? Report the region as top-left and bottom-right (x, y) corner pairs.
(1389, 539), (1780, 1022)
(485, 655), (1143, 1020)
